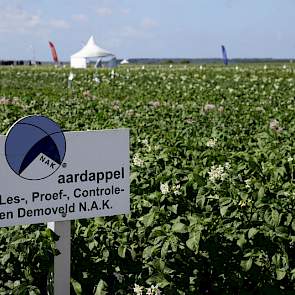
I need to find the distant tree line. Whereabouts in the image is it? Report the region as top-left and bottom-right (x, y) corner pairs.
(0, 60), (42, 66)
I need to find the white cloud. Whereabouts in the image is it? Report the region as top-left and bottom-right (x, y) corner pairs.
(0, 5), (70, 34)
(96, 7), (112, 16)
(0, 6), (41, 33)
(114, 17), (158, 41)
(110, 24), (156, 47)
(119, 26), (144, 38)
(72, 14), (88, 22)
(141, 18), (158, 29)
(48, 19), (70, 29)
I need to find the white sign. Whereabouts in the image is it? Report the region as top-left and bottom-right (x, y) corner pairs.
(0, 123), (129, 227)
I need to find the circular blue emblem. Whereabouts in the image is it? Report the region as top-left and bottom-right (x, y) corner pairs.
(5, 115), (66, 180)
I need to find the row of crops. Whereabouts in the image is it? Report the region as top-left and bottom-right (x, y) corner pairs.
(0, 64), (294, 294)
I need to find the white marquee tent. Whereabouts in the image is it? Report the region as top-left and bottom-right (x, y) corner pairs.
(70, 36), (115, 68)
(120, 59), (129, 65)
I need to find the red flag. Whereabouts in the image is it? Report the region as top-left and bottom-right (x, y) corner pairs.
(48, 41), (59, 63)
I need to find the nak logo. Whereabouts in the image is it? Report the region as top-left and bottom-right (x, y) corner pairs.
(39, 154), (57, 170)
(5, 115), (66, 180)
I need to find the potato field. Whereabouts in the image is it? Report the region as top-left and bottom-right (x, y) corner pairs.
(0, 64), (294, 294)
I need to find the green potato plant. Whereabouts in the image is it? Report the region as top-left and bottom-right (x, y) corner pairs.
(0, 64), (294, 294)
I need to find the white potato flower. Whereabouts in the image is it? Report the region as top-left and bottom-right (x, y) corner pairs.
(133, 284), (143, 295)
(203, 103), (216, 112)
(269, 119), (283, 133)
(206, 138), (217, 148)
(172, 184), (181, 195)
(133, 153), (144, 167)
(160, 182), (169, 195)
(208, 165), (228, 183)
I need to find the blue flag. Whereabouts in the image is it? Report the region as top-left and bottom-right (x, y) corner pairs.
(221, 45), (228, 65)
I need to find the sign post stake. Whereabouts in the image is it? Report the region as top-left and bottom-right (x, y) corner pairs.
(47, 221), (71, 295)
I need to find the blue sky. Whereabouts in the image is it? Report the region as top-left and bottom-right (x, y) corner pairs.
(0, 0), (294, 61)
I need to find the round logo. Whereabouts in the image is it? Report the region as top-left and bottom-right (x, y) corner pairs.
(5, 115), (66, 180)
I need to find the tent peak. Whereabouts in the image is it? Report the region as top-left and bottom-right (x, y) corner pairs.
(87, 36), (96, 46)
(71, 36), (116, 68)
(71, 36), (113, 59)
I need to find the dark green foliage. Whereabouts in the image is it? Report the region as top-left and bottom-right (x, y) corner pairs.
(0, 225), (58, 294)
(0, 64), (294, 294)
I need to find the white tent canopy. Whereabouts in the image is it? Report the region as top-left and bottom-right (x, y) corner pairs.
(70, 36), (115, 68)
(120, 59), (129, 65)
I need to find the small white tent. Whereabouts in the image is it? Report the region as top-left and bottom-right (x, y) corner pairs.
(70, 36), (115, 68)
(120, 59), (129, 65)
